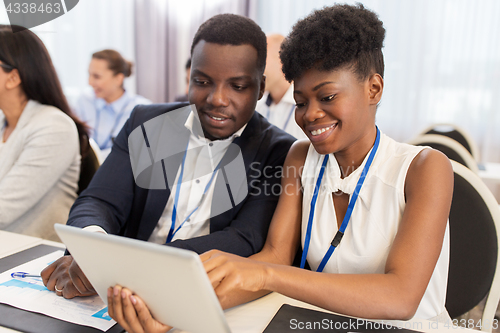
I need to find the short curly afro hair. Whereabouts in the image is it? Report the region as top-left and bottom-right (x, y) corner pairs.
(191, 14), (267, 75)
(280, 3), (385, 82)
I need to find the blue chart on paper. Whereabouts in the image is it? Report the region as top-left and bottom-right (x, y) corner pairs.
(92, 307), (113, 321)
(0, 278), (113, 321)
(0, 279), (48, 291)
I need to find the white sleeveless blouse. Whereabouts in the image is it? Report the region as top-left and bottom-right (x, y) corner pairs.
(301, 132), (450, 320)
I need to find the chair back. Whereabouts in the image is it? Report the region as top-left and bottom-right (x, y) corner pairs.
(408, 134), (479, 173)
(421, 124), (479, 160)
(77, 138), (101, 195)
(445, 161), (500, 331)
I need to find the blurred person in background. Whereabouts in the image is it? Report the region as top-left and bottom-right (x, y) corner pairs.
(174, 58), (191, 102)
(0, 25), (88, 241)
(256, 34), (306, 140)
(74, 49), (151, 159)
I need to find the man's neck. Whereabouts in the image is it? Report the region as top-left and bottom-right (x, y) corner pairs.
(268, 80), (290, 105)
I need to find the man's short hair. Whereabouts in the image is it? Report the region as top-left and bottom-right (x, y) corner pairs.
(191, 14), (267, 75)
(280, 4), (385, 82)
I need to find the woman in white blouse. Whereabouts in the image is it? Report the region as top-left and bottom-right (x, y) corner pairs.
(74, 49), (151, 159)
(107, 5), (454, 333)
(0, 25), (89, 241)
(199, 4), (453, 322)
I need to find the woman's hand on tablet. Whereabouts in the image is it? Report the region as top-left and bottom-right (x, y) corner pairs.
(107, 285), (172, 333)
(41, 255), (97, 299)
(201, 250), (270, 303)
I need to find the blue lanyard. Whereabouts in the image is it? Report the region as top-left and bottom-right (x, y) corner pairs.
(300, 127), (381, 272)
(0, 119), (6, 142)
(94, 95), (132, 149)
(166, 142), (222, 243)
(282, 105), (295, 131)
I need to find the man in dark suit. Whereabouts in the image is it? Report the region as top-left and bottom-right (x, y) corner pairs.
(42, 14), (295, 299)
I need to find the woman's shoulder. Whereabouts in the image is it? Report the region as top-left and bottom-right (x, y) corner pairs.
(379, 133), (451, 174)
(407, 148), (452, 178)
(384, 132), (453, 197)
(130, 93), (152, 105)
(380, 133), (424, 157)
(373, 133), (428, 173)
(24, 101), (78, 138)
(285, 139), (311, 170)
(30, 102), (74, 125)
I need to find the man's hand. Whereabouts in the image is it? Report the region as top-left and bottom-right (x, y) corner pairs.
(108, 285), (172, 333)
(41, 255), (96, 299)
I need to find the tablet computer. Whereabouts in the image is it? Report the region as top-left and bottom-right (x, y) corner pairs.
(54, 224), (230, 333)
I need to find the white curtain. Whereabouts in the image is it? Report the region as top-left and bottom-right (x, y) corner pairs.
(0, 0), (137, 108)
(134, 0), (249, 103)
(2, 1), (498, 162)
(253, 0), (500, 163)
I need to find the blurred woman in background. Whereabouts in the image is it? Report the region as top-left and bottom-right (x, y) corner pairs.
(0, 25), (88, 241)
(74, 49), (151, 159)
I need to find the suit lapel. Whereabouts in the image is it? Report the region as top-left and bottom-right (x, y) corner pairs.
(210, 113), (262, 231)
(136, 108), (191, 240)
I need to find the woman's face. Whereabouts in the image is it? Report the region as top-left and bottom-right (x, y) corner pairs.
(293, 67), (381, 156)
(0, 61), (18, 101)
(88, 58), (124, 101)
(0, 63), (8, 89)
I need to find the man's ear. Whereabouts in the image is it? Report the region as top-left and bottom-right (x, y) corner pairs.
(368, 73), (383, 105)
(5, 69), (22, 90)
(258, 74), (266, 100)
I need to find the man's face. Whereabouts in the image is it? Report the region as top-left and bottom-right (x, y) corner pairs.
(188, 41), (265, 140)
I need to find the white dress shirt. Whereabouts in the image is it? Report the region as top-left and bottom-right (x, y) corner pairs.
(74, 89), (151, 158)
(86, 111), (246, 244)
(256, 84), (307, 140)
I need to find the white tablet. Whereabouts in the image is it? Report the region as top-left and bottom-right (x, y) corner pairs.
(54, 224), (230, 333)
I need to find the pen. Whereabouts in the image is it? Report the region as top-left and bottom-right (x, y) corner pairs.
(11, 272), (42, 279)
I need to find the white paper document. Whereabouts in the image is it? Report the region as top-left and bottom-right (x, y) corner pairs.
(0, 250), (116, 331)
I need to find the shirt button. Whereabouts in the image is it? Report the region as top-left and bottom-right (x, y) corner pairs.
(196, 179), (200, 184)
(187, 219), (191, 222)
(209, 143), (213, 147)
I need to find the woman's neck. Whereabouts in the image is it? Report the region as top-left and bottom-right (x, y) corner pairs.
(334, 127), (377, 179)
(1, 95), (28, 127)
(104, 88), (125, 104)
(1, 94), (28, 142)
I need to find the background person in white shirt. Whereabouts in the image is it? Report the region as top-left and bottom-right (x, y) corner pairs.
(74, 49), (151, 159)
(256, 34), (307, 140)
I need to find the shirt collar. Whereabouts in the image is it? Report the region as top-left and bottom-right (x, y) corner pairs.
(282, 83), (296, 105)
(95, 90), (131, 114)
(184, 110), (247, 142)
(325, 133), (384, 196)
(264, 84), (295, 106)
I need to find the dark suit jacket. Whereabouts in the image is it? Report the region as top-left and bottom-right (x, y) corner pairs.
(67, 103), (296, 257)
